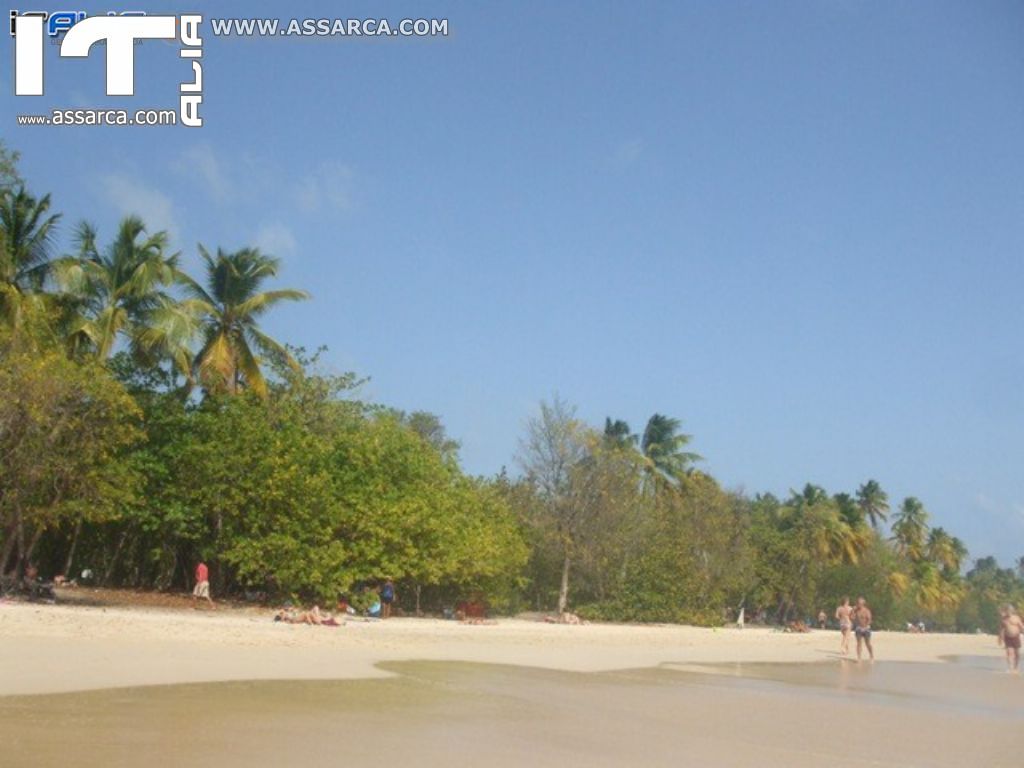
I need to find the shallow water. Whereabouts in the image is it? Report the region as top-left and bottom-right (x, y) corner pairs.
(658, 654), (1021, 718)
(1, 657), (1021, 767)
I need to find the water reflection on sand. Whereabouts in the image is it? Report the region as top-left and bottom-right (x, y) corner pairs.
(659, 654), (1018, 717)
(1, 656), (1019, 768)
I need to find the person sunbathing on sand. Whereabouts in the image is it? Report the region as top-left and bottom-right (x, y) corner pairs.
(543, 612), (587, 625)
(274, 605), (342, 626)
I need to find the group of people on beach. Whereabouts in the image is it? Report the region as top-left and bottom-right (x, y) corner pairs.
(831, 596), (1024, 674)
(835, 597), (874, 662)
(185, 558), (1024, 675)
(274, 599), (389, 627)
(190, 561), (398, 624)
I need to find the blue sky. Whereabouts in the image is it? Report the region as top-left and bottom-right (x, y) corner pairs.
(4, 1), (1023, 563)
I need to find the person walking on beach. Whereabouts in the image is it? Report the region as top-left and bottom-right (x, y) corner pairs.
(853, 596), (874, 662)
(380, 578), (396, 619)
(835, 597), (853, 656)
(192, 561), (214, 609)
(998, 605), (1023, 673)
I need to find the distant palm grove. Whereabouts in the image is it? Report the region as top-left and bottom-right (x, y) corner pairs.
(1, 143), (1021, 631)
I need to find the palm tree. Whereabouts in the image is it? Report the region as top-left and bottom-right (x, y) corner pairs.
(926, 527), (956, 571)
(789, 483), (830, 508)
(134, 293), (206, 387)
(833, 492), (866, 528)
(639, 413), (701, 483)
(891, 497), (929, 562)
(0, 187), (60, 337)
(950, 536), (968, 574)
(603, 418), (637, 449)
(912, 561), (963, 612)
(55, 217), (180, 361)
(185, 245), (309, 397)
(929, 531), (967, 576)
(856, 480), (889, 531)
(887, 570), (911, 598)
(787, 486), (870, 565)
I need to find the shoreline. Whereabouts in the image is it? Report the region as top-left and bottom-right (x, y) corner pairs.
(0, 599), (1003, 696)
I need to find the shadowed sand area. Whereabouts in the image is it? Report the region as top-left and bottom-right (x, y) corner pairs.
(2, 657), (1021, 768)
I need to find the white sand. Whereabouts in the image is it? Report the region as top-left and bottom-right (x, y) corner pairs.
(0, 600), (1000, 695)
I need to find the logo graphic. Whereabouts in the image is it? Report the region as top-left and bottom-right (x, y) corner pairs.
(12, 11), (204, 127)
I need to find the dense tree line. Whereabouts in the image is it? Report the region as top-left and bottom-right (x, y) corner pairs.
(510, 398), (1024, 631)
(1, 146), (1021, 630)
(0, 151), (525, 608)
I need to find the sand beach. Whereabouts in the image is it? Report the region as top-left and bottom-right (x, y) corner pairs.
(1, 597), (1020, 767)
(0, 598), (1003, 695)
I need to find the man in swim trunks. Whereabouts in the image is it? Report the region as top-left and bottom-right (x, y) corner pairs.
(835, 597), (853, 656)
(999, 605), (1023, 674)
(853, 596), (874, 662)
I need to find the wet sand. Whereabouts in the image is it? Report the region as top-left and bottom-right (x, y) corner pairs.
(2, 657), (1020, 768)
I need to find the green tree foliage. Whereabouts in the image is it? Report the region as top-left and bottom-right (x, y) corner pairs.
(104, 369), (527, 604)
(395, 410), (461, 462)
(516, 396), (594, 613)
(0, 348), (141, 575)
(580, 473), (751, 624)
(0, 168), (1017, 629)
(326, 412), (524, 598)
(741, 486), (870, 623)
(0, 141), (21, 192)
(957, 557), (1024, 633)
(0, 187), (61, 342)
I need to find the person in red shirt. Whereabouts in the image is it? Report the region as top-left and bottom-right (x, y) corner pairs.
(192, 561), (214, 608)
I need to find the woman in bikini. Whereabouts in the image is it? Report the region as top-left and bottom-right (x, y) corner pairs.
(835, 597), (853, 656)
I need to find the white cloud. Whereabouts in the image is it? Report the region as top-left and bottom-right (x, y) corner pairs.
(253, 222), (297, 257)
(295, 161), (354, 213)
(176, 143), (231, 202)
(170, 148), (355, 217)
(975, 493), (1024, 522)
(102, 175), (178, 238)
